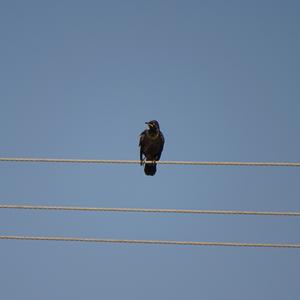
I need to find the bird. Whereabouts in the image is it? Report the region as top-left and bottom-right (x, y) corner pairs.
(139, 120), (165, 176)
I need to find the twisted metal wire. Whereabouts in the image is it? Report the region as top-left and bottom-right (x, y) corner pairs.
(0, 204), (300, 217)
(0, 157), (299, 167)
(0, 235), (299, 248)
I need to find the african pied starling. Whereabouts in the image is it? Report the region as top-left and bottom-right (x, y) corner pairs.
(139, 120), (165, 176)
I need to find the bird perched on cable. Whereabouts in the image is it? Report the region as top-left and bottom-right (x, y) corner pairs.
(139, 120), (165, 176)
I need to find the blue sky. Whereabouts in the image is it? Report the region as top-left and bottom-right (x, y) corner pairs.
(0, 1), (300, 299)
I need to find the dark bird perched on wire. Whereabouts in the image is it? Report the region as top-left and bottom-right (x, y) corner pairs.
(139, 120), (165, 176)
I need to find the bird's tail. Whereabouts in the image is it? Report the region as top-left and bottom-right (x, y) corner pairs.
(144, 163), (157, 176)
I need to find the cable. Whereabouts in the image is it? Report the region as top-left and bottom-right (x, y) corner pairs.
(0, 235), (299, 248)
(0, 157), (300, 167)
(1, 204), (300, 217)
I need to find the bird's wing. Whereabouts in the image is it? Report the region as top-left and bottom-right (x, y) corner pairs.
(160, 132), (165, 147)
(139, 130), (147, 164)
(155, 132), (165, 161)
(139, 130), (146, 147)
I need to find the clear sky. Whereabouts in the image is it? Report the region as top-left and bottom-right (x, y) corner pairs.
(0, 1), (300, 299)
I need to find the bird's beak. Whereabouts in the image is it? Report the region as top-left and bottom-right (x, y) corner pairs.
(145, 122), (153, 127)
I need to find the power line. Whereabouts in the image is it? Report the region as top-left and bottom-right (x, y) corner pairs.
(1, 204), (300, 217)
(0, 235), (299, 248)
(0, 157), (300, 167)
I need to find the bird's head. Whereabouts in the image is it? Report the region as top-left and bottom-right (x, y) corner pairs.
(145, 120), (160, 130)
